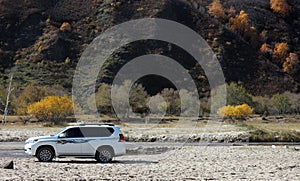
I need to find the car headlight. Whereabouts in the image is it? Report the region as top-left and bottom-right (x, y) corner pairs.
(25, 139), (38, 144)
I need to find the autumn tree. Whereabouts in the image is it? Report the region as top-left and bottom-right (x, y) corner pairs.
(13, 84), (66, 115)
(129, 83), (149, 114)
(229, 10), (258, 47)
(28, 96), (73, 124)
(214, 83), (254, 107)
(283, 92), (300, 114)
(271, 93), (291, 114)
(108, 80), (149, 117)
(260, 43), (272, 54)
(207, 0), (226, 21)
(229, 10), (250, 35)
(252, 96), (271, 115)
(270, 0), (291, 16)
(260, 43), (273, 58)
(217, 104), (253, 118)
(160, 88), (181, 116)
(283, 53), (299, 74)
(92, 84), (113, 115)
(272, 42), (289, 64)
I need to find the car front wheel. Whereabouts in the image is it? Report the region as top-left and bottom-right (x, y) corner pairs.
(37, 147), (54, 162)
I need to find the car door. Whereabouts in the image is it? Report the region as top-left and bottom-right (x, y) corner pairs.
(56, 128), (84, 156)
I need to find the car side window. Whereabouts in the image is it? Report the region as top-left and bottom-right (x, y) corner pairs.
(80, 127), (114, 137)
(64, 128), (83, 138)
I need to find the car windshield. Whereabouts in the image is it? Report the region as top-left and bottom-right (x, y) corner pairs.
(50, 128), (66, 136)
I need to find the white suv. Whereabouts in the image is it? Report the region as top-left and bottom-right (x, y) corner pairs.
(25, 124), (126, 163)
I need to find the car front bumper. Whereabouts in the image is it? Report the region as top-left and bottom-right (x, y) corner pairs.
(24, 144), (34, 155)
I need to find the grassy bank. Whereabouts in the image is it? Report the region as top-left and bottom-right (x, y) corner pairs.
(236, 118), (300, 142)
(1, 116), (300, 142)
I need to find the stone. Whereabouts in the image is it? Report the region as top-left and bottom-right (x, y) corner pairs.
(3, 160), (14, 169)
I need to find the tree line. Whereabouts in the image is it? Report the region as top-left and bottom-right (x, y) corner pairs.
(0, 81), (299, 124)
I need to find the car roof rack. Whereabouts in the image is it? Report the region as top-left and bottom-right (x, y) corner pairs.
(78, 123), (115, 126)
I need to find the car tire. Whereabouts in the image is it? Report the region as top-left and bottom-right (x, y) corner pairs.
(37, 147), (54, 162)
(95, 147), (113, 163)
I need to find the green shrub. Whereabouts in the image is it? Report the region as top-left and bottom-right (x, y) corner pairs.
(271, 92), (291, 114)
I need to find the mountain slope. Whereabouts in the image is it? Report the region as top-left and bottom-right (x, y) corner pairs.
(0, 0), (299, 96)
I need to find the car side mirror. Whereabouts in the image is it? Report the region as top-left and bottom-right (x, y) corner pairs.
(58, 133), (66, 138)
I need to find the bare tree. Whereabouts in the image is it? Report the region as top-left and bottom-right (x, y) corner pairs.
(1, 75), (14, 125)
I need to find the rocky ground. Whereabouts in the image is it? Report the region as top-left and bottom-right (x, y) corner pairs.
(0, 127), (61, 142)
(0, 123), (250, 143)
(1, 146), (300, 180)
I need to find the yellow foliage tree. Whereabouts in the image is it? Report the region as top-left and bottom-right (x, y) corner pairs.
(229, 10), (250, 34)
(229, 10), (258, 47)
(207, 0), (226, 21)
(270, 0), (291, 16)
(283, 53), (299, 74)
(217, 104), (253, 118)
(217, 105), (236, 117)
(28, 96), (73, 124)
(273, 42), (289, 64)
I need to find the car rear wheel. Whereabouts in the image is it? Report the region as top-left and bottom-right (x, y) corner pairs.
(37, 147), (54, 162)
(95, 147), (113, 163)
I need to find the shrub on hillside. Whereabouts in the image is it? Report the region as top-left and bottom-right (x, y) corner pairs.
(272, 42), (289, 65)
(207, 0), (226, 21)
(59, 22), (71, 32)
(260, 43), (273, 58)
(270, 0), (291, 16)
(28, 96), (73, 124)
(229, 10), (258, 47)
(283, 53), (299, 74)
(229, 10), (250, 35)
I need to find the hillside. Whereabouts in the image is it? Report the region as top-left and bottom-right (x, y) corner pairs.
(0, 0), (299, 96)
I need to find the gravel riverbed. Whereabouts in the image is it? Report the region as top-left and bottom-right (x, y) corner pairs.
(1, 146), (300, 180)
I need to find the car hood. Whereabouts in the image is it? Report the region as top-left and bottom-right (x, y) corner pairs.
(26, 135), (57, 142)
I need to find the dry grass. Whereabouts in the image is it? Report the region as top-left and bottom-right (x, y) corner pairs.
(235, 118), (300, 142)
(244, 118), (300, 132)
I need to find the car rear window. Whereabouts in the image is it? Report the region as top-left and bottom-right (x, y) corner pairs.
(79, 127), (114, 137)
